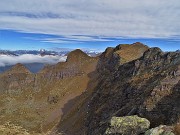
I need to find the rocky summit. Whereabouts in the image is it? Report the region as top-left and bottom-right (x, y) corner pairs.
(0, 43), (180, 135)
(84, 44), (180, 135)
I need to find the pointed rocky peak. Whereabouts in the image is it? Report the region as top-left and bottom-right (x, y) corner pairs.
(115, 42), (148, 50)
(142, 47), (164, 60)
(115, 42), (149, 51)
(103, 47), (114, 58)
(97, 42), (150, 73)
(66, 49), (90, 62)
(114, 42), (149, 64)
(4, 63), (31, 74)
(132, 42), (149, 48)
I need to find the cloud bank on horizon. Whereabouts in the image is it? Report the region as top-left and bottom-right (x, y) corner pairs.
(0, 0), (180, 43)
(0, 54), (67, 67)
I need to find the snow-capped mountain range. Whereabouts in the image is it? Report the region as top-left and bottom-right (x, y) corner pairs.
(0, 49), (101, 56)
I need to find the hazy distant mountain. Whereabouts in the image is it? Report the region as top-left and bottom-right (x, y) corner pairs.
(25, 63), (49, 73)
(0, 63), (46, 73)
(0, 65), (13, 73)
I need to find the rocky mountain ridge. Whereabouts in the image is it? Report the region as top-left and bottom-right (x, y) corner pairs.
(52, 42), (180, 135)
(0, 49), (98, 133)
(0, 42), (180, 135)
(85, 45), (180, 134)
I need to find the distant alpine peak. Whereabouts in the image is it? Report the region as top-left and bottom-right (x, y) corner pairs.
(40, 49), (46, 52)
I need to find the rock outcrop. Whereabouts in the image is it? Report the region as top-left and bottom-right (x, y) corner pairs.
(105, 115), (150, 135)
(145, 125), (175, 135)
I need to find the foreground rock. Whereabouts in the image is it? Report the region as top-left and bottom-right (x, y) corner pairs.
(145, 125), (175, 135)
(105, 115), (150, 135)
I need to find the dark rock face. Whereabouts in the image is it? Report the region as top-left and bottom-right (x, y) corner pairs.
(86, 45), (180, 134)
(47, 95), (59, 104)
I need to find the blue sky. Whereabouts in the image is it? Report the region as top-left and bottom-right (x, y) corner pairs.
(0, 0), (180, 52)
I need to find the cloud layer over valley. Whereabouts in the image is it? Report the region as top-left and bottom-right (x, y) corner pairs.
(0, 54), (67, 67)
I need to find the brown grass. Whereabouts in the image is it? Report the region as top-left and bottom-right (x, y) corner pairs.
(173, 123), (180, 135)
(115, 43), (149, 64)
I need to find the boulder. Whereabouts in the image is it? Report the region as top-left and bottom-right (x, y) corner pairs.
(105, 115), (150, 135)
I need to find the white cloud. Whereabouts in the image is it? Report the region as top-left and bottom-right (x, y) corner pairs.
(0, 54), (67, 67)
(0, 0), (180, 40)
